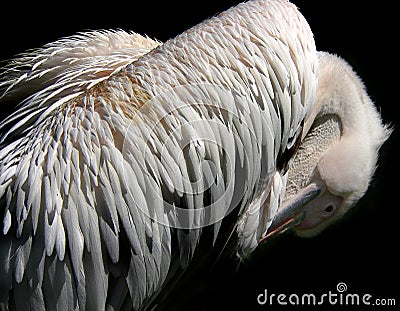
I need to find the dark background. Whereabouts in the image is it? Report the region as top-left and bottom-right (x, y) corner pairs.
(0, 0), (398, 309)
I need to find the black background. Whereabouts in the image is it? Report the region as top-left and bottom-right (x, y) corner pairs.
(0, 0), (398, 310)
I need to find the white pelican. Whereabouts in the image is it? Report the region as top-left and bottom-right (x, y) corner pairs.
(0, 0), (390, 310)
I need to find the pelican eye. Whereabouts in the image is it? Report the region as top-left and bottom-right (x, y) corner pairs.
(324, 205), (334, 213)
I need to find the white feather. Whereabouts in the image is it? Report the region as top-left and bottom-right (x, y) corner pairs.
(0, 0), (319, 309)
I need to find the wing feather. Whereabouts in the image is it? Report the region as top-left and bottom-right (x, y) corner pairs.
(0, 0), (318, 309)
(0, 30), (162, 309)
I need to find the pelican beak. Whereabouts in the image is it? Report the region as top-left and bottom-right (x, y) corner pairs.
(260, 181), (324, 243)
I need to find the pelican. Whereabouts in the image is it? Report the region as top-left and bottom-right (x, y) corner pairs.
(0, 0), (390, 310)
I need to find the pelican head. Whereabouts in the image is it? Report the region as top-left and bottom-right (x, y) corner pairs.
(266, 52), (391, 239)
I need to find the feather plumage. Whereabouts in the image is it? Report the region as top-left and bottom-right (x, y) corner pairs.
(0, 0), (318, 309)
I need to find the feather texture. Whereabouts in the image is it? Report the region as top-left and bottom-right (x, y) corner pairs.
(0, 0), (317, 309)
